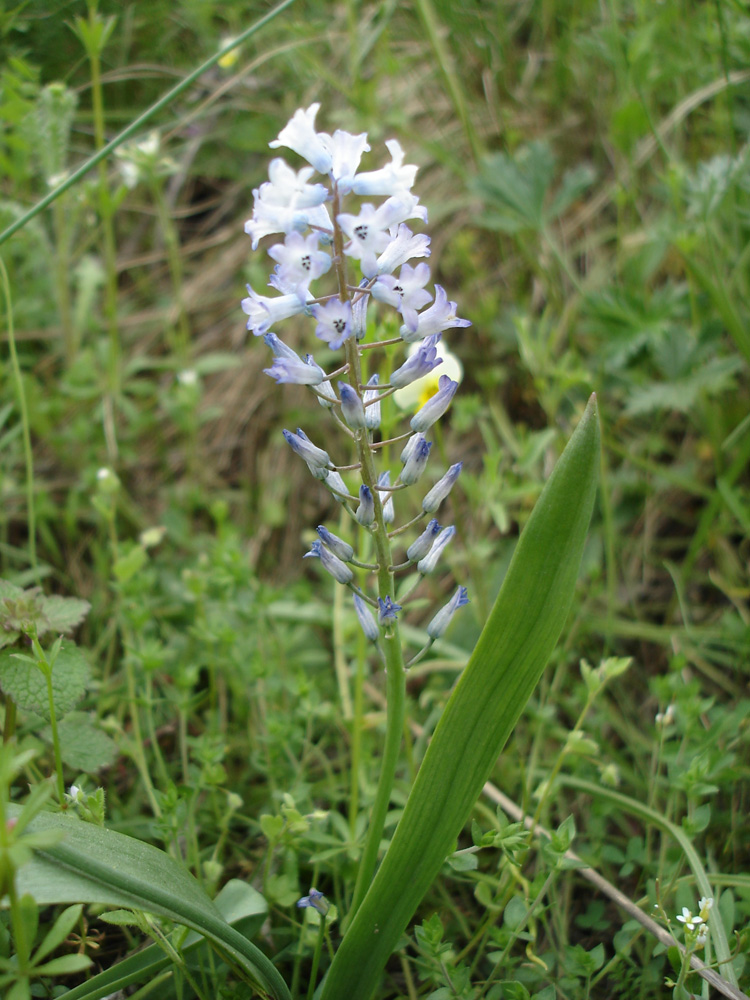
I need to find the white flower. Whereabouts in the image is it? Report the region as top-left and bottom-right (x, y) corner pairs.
(676, 907), (704, 931)
(351, 139), (419, 197)
(177, 369), (198, 387)
(393, 340), (463, 411)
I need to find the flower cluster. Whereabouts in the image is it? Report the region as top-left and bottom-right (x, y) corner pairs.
(676, 896), (713, 946)
(243, 104), (471, 650)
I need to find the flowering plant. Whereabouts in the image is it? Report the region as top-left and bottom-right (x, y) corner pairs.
(242, 105), (600, 1000)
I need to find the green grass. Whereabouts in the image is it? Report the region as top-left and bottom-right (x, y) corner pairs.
(0, 1), (748, 998)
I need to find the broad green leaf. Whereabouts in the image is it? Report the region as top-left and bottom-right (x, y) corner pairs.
(7, 808), (290, 1000)
(321, 396), (600, 1000)
(39, 596), (90, 635)
(0, 641), (90, 720)
(45, 712), (117, 772)
(58, 879), (267, 1000)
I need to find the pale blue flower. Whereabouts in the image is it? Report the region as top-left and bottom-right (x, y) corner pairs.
(375, 224), (431, 276)
(427, 586), (469, 639)
(336, 203), (394, 278)
(264, 354), (325, 385)
(422, 463), (462, 512)
(261, 158), (329, 208)
(377, 596), (402, 624)
(400, 434), (431, 485)
(244, 159), (330, 248)
(401, 285), (471, 342)
(268, 231), (331, 295)
(242, 283), (308, 335)
(297, 887), (329, 915)
(410, 374), (458, 432)
(351, 139), (418, 197)
(417, 525), (455, 574)
(353, 594), (379, 642)
(330, 129), (371, 192)
(317, 525), (354, 562)
(355, 484), (375, 525)
(371, 263), (433, 331)
(304, 539), (353, 584)
(312, 298), (353, 349)
(363, 374), (381, 430)
(390, 334), (443, 389)
(339, 381), (367, 429)
(406, 518), (441, 562)
(269, 104), (333, 173)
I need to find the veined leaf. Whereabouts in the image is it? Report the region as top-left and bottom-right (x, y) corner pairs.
(321, 395), (600, 1000)
(7, 808), (290, 1000)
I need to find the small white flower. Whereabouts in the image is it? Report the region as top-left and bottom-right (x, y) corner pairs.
(655, 703), (675, 726)
(177, 369), (198, 387)
(97, 467), (113, 481)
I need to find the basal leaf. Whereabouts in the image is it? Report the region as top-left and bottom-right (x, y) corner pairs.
(8, 808), (290, 1000)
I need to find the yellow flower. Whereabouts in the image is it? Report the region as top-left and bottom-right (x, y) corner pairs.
(218, 37), (240, 70)
(393, 341), (463, 411)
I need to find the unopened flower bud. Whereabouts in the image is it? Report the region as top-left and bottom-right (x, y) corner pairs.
(356, 485), (375, 525)
(363, 374), (381, 430)
(353, 594), (379, 642)
(406, 518), (441, 562)
(427, 586), (469, 638)
(339, 381), (367, 429)
(377, 471), (395, 523)
(317, 525), (354, 562)
(400, 434), (431, 485)
(422, 463), (462, 513)
(304, 540), (353, 584)
(410, 374), (458, 433)
(417, 525), (455, 574)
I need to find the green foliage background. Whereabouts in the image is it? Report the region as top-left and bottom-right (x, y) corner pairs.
(0, 0), (748, 997)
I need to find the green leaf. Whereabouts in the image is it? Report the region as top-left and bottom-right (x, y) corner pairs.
(45, 879), (267, 1000)
(8, 809), (289, 1000)
(0, 641), (90, 720)
(33, 903), (83, 964)
(34, 953), (92, 976)
(472, 142), (556, 233)
(321, 396), (600, 1000)
(45, 712), (117, 772)
(39, 596), (90, 635)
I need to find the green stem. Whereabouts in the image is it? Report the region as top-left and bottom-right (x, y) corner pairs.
(330, 191), (406, 924)
(29, 636), (65, 805)
(306, 916), (327, 1000)
(0, 0), (298, 248)
(0, 256), (38, 583)
(44, 669), (66, 806)
(83, 1), (121, 459)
